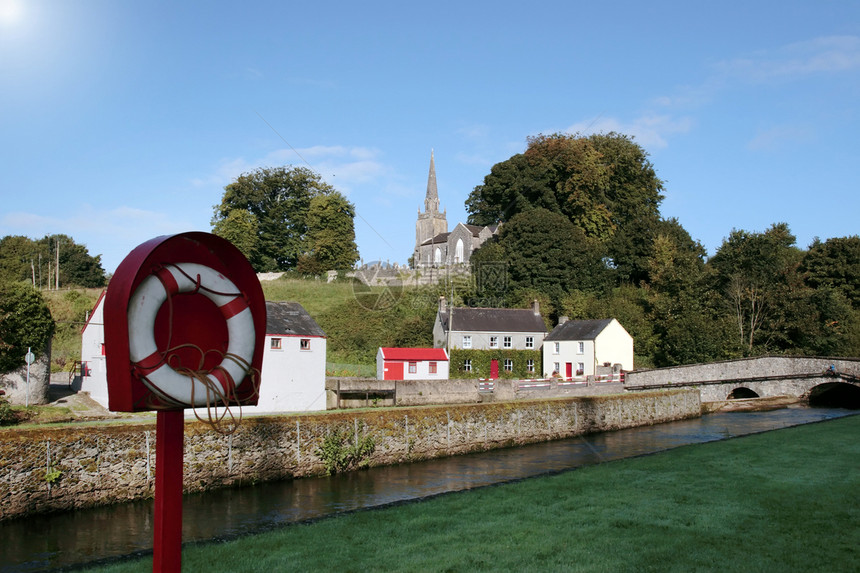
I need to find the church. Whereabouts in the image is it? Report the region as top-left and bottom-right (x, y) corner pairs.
(412, 151), (499, 268)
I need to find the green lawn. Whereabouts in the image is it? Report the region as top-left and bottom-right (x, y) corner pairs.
(86, 415), (859, 572)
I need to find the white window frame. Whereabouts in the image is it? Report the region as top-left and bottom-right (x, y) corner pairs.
(527, 359), (534, 373)
(464, 359), (472, 372)
(554, 342), (560, 355)
(504, 359), (513, 372)
(462, 335), (472, 349)
(503, 336), (512, 349)
(577, 362), (585, 376)
(489, 336), (498, 349)
(525, 336), (534, 349)
(577, 341), (584, 354)
(554, 362), (560, 374)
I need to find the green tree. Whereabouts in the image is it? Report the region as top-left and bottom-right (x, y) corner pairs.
(708, 223), (802, 355)
(477, 208), (610, 310)
(212, 166), (352, 272)
(801, 236), (860, 308)
(0, 283), (55, 373)
(296, 193), (359, 274)
(211, 209), (261, 266)
(0, 234), (105, 288)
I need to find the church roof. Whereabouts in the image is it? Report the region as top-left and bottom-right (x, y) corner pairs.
(265, 301), (326, 337)
(438, 307), (547, 334)
(420, 232), (450, 246)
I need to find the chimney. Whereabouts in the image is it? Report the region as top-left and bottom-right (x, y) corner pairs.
(439, 296), (447, 313)
(558, 316), (569, 325)
(531, 299), (540, 315)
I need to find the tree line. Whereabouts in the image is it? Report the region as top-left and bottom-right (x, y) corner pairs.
(466, 132), (860, 368)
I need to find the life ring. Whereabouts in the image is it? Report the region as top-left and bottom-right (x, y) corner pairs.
(127, 262), (255, 407)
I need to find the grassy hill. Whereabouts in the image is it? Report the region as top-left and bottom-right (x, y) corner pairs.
(43, 277), (451, 376)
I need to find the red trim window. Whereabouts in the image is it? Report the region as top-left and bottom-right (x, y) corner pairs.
(429, 361), (437, 374)
(408, 362), (417, 374)
(300, 338), (310, 350)
(270, 338), (282, 350)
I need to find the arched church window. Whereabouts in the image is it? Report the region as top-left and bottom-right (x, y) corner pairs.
(434, 247), (442, 264)
(455, 239), (464, 263)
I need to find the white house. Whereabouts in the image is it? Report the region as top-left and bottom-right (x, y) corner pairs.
(78, 290), (109, 405)
(243, 301), (327, 413)
(433, 298), (547, 351)
(377, 347), (450, 380)
(79, 297), (327, 413)
(543, 318), (633, 380)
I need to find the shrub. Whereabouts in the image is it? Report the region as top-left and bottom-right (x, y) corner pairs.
(0, 283), (55, 373)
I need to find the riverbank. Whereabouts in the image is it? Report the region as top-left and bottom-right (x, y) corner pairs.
(84, 413), (860, 573)
(0, 389), (699, 521)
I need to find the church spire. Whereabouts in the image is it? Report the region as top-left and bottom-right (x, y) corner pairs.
(424, 149), (439, 213)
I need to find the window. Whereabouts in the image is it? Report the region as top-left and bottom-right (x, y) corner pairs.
(503, 336), (512, 348)
(553, 342), (560, 354)
(408, 362), (417, 374)
(300, 338), (310, 351)
(429, 361), (437, 374)
(270, 338), (282, 350)
(462, 335), (472, 349)
(504, 359), (513, 372)
(577, 362), (585, 376)
(577, 341), (584, 354)
(100, 343), (106, 356)
(554, 362), (560, 374)
(464, 359), (472, 372)
(525, 336), (534, 349)
(489, 336), (498, 349)
(455, 238), (464, 263)
(527, 359), (534, 373)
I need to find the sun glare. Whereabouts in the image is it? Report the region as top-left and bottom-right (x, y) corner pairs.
(0, 0), (23, 26)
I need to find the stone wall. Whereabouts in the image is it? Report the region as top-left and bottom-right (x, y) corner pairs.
(327, 377), (626, 409)
(625, 356), (860, 387)
(0, 341), (51, 406)
(0, 389), (699, 521)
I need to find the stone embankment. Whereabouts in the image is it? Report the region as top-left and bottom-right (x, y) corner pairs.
(0, 389), (699, 522)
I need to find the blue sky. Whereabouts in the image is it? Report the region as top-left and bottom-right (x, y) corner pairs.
(1, 0), (858, 274)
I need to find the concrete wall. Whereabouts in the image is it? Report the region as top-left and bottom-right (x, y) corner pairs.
(0, 389), (699, 521)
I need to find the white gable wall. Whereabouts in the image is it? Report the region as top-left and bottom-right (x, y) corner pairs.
(595, 319), (634, 371)
(79, 294), (109, 407)
(243, 334), (327, 413)
(543, 339), (595, 379)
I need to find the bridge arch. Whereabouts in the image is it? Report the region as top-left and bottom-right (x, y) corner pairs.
(727, 387), (760, 399)
(806, 382), (860, 409)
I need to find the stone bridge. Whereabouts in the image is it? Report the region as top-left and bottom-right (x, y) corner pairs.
(624, 356), (860, 407)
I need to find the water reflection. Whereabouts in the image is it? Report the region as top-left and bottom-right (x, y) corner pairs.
(0, 406), (854, 572)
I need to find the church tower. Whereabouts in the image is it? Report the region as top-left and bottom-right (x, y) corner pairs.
(414, 150), (448, 265)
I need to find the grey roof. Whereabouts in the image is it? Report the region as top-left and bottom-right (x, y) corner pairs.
(265, 301), (326, 337)
(545, 318), (613, 341)
(420, 232), (451, 246)
(439, 307), (547, 333)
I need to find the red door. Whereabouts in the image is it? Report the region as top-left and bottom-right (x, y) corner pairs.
(385, 361), (404, 380)
(490, 359), (499, 379)
(566, 363), (573, 379)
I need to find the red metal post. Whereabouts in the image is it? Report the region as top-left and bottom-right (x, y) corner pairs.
(153, 410), (184, 572)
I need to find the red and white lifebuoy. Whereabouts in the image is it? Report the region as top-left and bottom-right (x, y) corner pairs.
(127, 262), (255, 408)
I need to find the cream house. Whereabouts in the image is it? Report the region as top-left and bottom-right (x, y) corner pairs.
(543, 318), (633, 379)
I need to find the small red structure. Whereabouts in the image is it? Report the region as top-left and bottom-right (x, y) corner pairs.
(376, 347), (449, 380)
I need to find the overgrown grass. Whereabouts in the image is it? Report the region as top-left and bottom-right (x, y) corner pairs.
(84, 415), (859, 572)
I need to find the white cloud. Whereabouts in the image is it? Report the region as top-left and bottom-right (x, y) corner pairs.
(565, 114), (693, 150)
(747, 124), (815, 151)
(716, 35), (860, 82)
